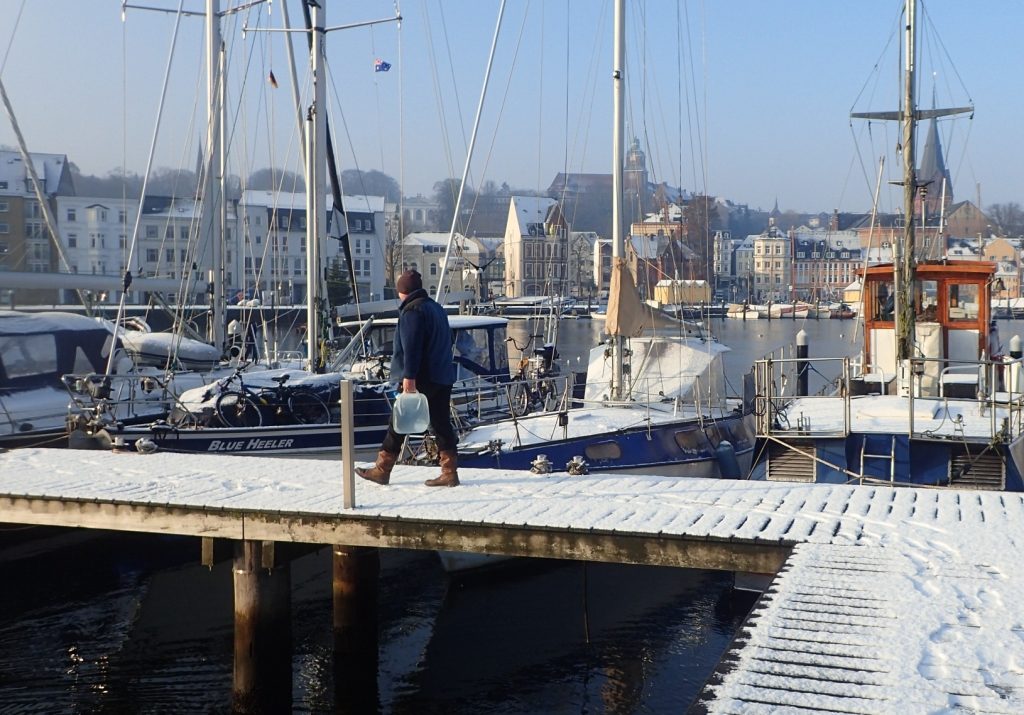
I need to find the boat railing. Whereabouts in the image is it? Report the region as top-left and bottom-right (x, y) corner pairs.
(753, 355), (852, 438)
(907, 355), (1024, 443)
(62, 372), (181, 430)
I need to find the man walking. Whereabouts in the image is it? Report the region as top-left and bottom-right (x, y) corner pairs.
(356, 270), (460, 487)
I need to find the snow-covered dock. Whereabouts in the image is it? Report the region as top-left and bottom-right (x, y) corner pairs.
(1, 448), (1023, 711)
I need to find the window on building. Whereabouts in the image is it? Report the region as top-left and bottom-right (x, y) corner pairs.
(430, 262), (438, 276)
(294, 257), (303, 273)
(146, 225), (158, 239)
(68, 233), (77, 248)
(67, 208), (76, 221)
(146, 248), (158, 263)
(180, 226), (188, 240)
(119, 210), (127, 223)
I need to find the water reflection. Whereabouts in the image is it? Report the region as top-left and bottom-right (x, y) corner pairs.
(0, 534), (756, 713)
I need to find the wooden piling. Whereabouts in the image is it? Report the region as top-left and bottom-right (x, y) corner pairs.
(332, 545), (380, 714)
(232, 539), (292, 714)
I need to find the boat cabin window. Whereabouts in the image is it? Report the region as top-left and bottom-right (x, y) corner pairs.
(491, 326), (509, 373)
(674, 429), (712, 457)
(872, 281), (895, 322)
(584, 440), (621, 461)
(947, 283), (980, 322)
(363, 327), (395, 356)
(0, 334), (57, 379)
(453, 328), (491, 372)
(915, 280), (939, 322)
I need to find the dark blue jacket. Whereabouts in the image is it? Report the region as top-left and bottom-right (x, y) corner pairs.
(390, 289), (456, 386)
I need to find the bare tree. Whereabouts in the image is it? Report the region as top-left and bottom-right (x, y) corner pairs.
(988, 202), (1024, 236)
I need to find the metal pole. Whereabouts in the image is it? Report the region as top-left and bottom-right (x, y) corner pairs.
(796, 329), (809, 397)
(305, 0), (327, 371)
(206, 0), (226, 351)
(341, 379), (355, 508)
(611, 0), (625, 400)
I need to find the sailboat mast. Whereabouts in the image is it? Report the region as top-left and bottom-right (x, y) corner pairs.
(611, 0), (625, 400)
(305, 0), (328, 371)
(205, 0), (226, 352)
(895, 0), (917, 364)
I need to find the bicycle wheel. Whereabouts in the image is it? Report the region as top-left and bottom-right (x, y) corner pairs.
(507, 381), (531, 417)
(287, 389), (331, 424)
(215, 391), (263, 428)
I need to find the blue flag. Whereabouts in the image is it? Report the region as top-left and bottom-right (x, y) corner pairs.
(374, 58), (391, 72)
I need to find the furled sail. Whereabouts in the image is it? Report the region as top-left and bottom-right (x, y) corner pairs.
(605, 257), (647, 337)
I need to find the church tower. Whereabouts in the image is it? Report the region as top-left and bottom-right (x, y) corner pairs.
(916, 115), (953, 218)
(624, 137), (649, 213)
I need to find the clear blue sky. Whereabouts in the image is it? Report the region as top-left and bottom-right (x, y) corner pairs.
(1, 1), (1021, 215)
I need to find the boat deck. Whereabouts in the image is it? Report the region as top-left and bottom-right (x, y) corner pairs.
(773, 393), (1024, 440)
(1, 449), (1023, 711)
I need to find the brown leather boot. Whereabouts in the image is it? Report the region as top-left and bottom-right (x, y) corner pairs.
(425, 450), (460, 487)
(356, 450), (398, 485)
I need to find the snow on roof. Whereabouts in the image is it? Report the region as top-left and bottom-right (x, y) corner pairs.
(240, 191), (385, 213)
(403, 231), (470, 247)
(0, 150), (68, 195)
(509, 196), (557, 234)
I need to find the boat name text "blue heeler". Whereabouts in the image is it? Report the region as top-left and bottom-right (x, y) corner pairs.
(208, 439), (295, 452)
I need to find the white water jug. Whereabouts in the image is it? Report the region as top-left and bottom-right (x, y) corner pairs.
(393, 391), (430, 434)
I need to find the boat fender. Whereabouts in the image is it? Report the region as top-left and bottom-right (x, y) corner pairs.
(716, 440), (741, 479)
(135, 437), (158, 454)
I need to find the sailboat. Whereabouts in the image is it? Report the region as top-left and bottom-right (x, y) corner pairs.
(89, 1), (526, 458)
(450, 0), (754, 479)
(751, 0), (1024, 490)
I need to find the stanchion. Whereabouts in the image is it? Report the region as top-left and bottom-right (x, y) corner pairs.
(340, 379), (355, 508)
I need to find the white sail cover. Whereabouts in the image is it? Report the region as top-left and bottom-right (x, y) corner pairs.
(584, 335), (730, 406)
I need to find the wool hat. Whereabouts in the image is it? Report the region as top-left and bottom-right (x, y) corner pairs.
(396, 269), (423, 295)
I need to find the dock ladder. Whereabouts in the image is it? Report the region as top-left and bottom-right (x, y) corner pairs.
(859, 435), (896, 484)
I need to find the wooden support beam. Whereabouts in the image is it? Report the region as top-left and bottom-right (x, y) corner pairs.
(332, 545), (380, 712)
(232, 540), (292, 714)
(0, 496), (791, 573)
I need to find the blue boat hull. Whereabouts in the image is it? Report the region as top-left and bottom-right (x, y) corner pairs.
(459, 412), (755, 478)
(755, 432), (1024, 491)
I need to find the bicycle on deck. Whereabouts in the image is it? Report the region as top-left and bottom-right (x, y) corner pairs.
(214, 369), (331, 427)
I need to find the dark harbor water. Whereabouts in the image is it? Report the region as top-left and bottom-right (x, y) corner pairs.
(0, 315), (950, 713)
(0, 530), (756, 713)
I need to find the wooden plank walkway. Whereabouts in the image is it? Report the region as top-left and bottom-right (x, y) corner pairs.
(1, 448), (1023, 711)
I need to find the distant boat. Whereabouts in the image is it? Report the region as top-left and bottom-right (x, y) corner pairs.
(767, 302), (810, 319)
(828, 302), (857, 320)
(726, 303), (759, 320)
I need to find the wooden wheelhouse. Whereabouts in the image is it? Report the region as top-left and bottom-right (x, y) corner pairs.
(859, 260), (996, 397)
